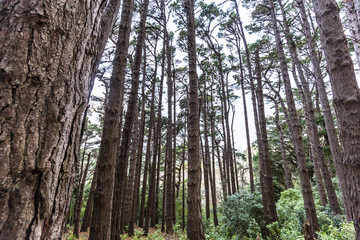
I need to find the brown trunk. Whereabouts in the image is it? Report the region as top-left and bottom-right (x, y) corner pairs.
(80, 162), (98, 232)
(144, 58), (159, 235)
(269, 0), (319, 238)
(279, 0), (342, 214)
(185, 0), (206, 239)
(255, 49), (278, 228)
(122, 106), (139, 227)
(0, 0), (115, 238)
(162, 0), (174, 233)
(128, 78), (147, 236)
(110, 0), (149, 237)
(297, 0), (351, 219)
(89, 0), (133, 239)
(73, 153), (91, 238)
(312, 0), (360, 236)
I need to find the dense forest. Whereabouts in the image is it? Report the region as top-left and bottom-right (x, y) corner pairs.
(1, 0), (360, 239)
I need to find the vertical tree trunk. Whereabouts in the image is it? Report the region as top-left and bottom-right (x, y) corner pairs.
(185, 0), (206, 239)
(110, 0), (149, 238)
(279, 0), (342, 213)
(122, 107), (139, 227)
(344, 0), (360, 70)
(73, 153), (91, 238)
(89, 0), (134, 239)
(0, 1), (114, 238)
(297, 0), (351, 219)
(312, 0), (360, 236)
(81, 162), (99, 232)
(255, 50), (278, 228)
(268, 0), (319, 238)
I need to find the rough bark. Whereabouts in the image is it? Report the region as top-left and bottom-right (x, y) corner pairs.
(297, 0), (351, 218)
(185, 0), (206, 239)
(0, 1), (111, 239)
(343, 0), (360, 70)
(279, 0), (342, 213)
(268, 0), (319, 238)
(89, 1), (134, 239)
(110, 0), (149, 238)
(312, 0), (360, 236)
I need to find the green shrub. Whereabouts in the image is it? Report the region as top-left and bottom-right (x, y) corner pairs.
(222, 190), (265, 239)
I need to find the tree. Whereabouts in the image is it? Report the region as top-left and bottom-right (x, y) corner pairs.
(312, 0), (360, 237)
(0, 1), (114, 238)
(185, 0), (206, 239)
(89, 0), (134, 238)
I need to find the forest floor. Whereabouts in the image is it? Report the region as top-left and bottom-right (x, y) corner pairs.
(62, 226), (180, 239)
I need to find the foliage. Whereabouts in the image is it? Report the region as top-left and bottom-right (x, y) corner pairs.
(318, 221), (355, 240)
(221, 190), (265, 239)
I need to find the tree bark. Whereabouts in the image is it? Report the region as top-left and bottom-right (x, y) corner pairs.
(110, 0), (149, 238)
(268, 0), (319, 238)
(312, 0), (360, 236)
(0, 1), (112, 238)
(185, 0), (206, 239)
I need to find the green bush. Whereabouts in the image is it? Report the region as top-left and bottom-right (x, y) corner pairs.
(222, 190), (265, 239)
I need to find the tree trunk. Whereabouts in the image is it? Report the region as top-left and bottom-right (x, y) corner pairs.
(312, 0), (360, 236)
(88, 0), (133, 239)
(81, 162), (98, 232)
(110, 0), (149, 238)
(185, 0), (206, 239)
(269, 0), (319, 238)
(255, 49), (278, 228)
(343, 0), (360, 70)
(0, 1), (113, 238)
(73, 153), (91, 238)
(297, 0), (351, 219)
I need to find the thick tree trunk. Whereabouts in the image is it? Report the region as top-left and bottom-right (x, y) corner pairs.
(0, 1), (111, 239)
(312, 0), (360, 236)
(110, 0), (149, 238)
(185, 0), (206, 239)
(268, 0), (319, 238)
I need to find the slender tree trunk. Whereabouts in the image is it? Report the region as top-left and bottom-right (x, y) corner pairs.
(74, 153), (91, 238)
(255, 50), (278, 228)
(279, 0), (342, 213)
(144, 64), (159, 235)
(128, 81), (147, 236)
(185, 0), (206, 239)
(138, 47), (152, 229)
(81, 162), (99, 232)
(233, 0), (257, 194)
(297, 0), (351, 219)
(110, 0), (149, 238)
(312, 0), (360, 236)
(269, 0), (319, 238)
(122, 107), (139, 227)
(89, 0), (133, 239)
